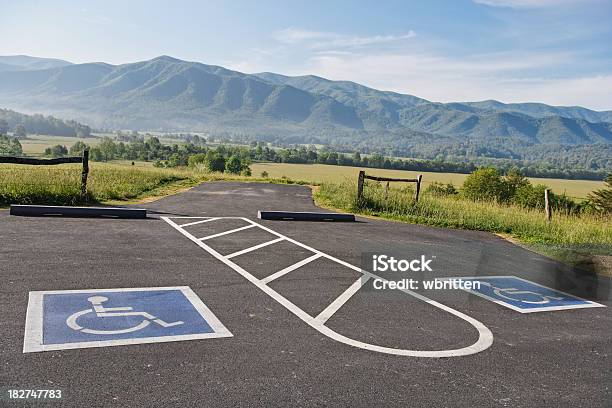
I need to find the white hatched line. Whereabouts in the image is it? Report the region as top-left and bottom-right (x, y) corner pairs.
(180, 217), (219, 227)
(315, 277), (369, 324)
(261, 253), (322, 284)
(226, 237), (285, 259)
(162, 216), (494, 358)
(198, 224), (255, 241)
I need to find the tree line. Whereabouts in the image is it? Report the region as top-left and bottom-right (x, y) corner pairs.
(0, 109), (92, 138)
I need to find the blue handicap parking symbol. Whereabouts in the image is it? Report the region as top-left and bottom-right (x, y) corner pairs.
(450, 276), (605, 313)
(24, 287), (232, 352)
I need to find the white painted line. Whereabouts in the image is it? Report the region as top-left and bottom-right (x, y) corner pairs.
(162, 216), (494, 358)
(198, 224), (255, 241)
(23, 286), (233, 353)
(179, 217), (219, 227)
(315, 277), (369, 324)
(261, 253), (322, 284)
(226, 237), (285, 259)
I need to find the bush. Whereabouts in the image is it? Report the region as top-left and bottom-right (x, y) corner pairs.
(188, 153), (207, 168)
(461, 168), (506, 202)
(261, 171), (269, 178)
(44, 144), (68, 158)
(0, 134), (23, 155)
(225, 156), (242, 174)
(241, 167), (252, 177)
(205, 152), (225, 173)
(69, 141), (87, 155)
(514, 184), (547, 209)
(588, 175), (612, 213)
(426, 182), (457, 196)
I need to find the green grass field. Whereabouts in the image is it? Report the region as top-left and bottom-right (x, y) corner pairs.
(19, 135), (102, 157)
(0, 162), (305, 207)
(315, 179), (611, 255)
(252, 163), (605, 199)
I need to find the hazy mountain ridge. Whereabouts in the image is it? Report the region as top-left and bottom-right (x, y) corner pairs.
(0, 55), (73, 72)
(0, 55), (610, 149)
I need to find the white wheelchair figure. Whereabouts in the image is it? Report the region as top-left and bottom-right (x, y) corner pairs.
(480, 282), (564, 304)
(66, 296), (184, 335)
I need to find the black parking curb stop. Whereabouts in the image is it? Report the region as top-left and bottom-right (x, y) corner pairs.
(257, 210), (355, 222)
(10, 205), (147, 219)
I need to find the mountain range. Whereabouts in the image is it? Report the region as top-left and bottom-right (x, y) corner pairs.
(0, 55), (610, 164)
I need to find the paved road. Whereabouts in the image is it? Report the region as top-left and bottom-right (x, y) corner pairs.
(1, 182), (610, 407)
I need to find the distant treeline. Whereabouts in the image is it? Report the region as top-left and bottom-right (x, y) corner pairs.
(43, 135), (608, 181)
(211, 131), (610, 181)
(0, 108), (92, 138)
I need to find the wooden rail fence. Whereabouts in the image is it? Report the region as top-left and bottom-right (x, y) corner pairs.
(356, 170), (422, 207)
(0, 148), (90, 201)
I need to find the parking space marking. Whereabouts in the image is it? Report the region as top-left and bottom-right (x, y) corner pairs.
(180, 217), (219, 227)
(226, 237), (285, 259)
(198, 224), (255, 241)
(23, 286), (232, 353)
(442, 275), (606, 313)
(261, 253), (322, 284)
(162, 216), (494, 358)
(315, 277), (369, 324)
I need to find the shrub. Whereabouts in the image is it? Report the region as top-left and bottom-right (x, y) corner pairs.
(205, 152), (225, 173)
(514, 184), (547, 209)
(426, 182), (457, 196)
(187, 153), (207, 168)
(461, 168), (506, 202)
(44, 144), (68, 158)
(69, 141), (87, 155)
(588, 175), (612, 213)
(261, 171), (269, 178)
(225, 155), (242, 174)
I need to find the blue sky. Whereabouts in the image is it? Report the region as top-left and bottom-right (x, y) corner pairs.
(1, 0), (611, 109)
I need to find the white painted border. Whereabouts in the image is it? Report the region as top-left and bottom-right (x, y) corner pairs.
(162, 216), (494, 358)
(439, 276), (606, 313)
(23, 286), (233, 353)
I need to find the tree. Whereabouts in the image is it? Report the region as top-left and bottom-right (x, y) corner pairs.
(69, 141), (87, 155)
(44, 144), (68, 158)
(99, 137), (117, 161)
(504, 167), (529, 198)
(14, 124), (27, 138)
(205, 151), (225, 173)
(0, 119), (8, 135)
(225, 155), (243, 174)
(588, 174), (612, 213)
(0, 135), (23, 155)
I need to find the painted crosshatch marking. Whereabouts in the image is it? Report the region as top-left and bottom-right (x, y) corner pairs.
(23, 286), (232, 353)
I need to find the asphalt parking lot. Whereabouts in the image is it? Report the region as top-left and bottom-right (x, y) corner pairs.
(1, 182), (610, 407)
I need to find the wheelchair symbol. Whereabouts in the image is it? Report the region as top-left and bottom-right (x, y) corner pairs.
(480, 282), (564, 305)
(66, 296), (184, 335)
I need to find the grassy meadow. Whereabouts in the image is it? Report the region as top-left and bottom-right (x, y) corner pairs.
(0, 162), (305, 207)
(314, 180), (611, 261)
(19, 134), (103, 157)
(1, 159), (609, 260)
(252, 163), (604, 199)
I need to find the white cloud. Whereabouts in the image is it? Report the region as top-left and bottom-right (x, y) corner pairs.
(473, 0), (591, 8)
(288, 51), (611, 110)
(272, 28), (416, 49)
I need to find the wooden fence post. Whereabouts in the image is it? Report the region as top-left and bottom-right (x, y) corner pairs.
(414, 174), (422, 203)
(384, 181), (389, 201)
(81, 148), (89, 202)
(356, 170), (365, 207)
(544, 188), (551, 222)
